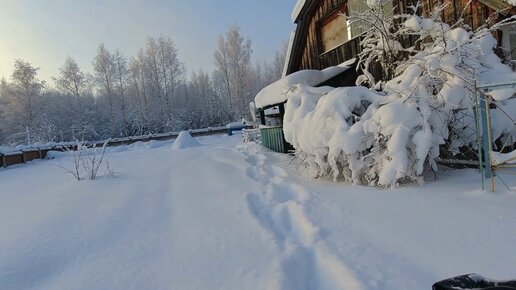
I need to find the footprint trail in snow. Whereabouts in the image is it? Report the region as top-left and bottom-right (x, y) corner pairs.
(241, 144), (363, 290)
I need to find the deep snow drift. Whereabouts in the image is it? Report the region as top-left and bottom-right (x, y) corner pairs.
(0, 134), (515, 290)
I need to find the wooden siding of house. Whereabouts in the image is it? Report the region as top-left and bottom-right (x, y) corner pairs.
(411, 0), (495, 30)
(319, 36), (361, 70)
(291, 0), (347, 73)
(288, 0), (508, 75)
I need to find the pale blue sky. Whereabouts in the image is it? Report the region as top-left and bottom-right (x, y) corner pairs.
(0, 0), (296, 82)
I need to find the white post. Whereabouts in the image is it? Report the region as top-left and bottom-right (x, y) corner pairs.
(26, 126), (31, 145)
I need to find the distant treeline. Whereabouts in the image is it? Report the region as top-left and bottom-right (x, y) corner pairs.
(0, 26), (286, 146)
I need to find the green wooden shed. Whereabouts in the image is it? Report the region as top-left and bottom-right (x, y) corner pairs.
(257, 103), (293, 154)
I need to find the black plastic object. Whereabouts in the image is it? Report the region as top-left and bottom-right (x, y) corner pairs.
(433, 274), (516, 290)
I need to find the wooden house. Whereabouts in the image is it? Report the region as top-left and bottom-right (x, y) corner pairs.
(286, 0), (515, 76)
(256, 0), (515, 153)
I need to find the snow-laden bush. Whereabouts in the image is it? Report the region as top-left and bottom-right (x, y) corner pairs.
(59, 141), (113, 181)
(283, 7), (516, 187)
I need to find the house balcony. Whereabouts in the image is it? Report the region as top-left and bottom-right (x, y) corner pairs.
(319, 37), (361, 69)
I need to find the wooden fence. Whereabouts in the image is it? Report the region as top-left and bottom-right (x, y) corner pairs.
(0, 126), (245, 169)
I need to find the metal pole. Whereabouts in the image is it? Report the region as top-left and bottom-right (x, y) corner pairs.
(477, 81), (516, 192)
(479, 92), (492, 181)
(474, 84), (485, 191)
(484, 94), (495, 192)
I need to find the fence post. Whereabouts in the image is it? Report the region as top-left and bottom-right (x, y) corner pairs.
(479, 92), (493, 181)
(474, 88), (485, 190)
(485, 93), (496, 193)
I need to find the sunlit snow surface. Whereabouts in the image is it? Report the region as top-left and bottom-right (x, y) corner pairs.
(0, 133), (515, 290)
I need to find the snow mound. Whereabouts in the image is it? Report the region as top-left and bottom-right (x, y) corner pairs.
(45, 150), (66, 159)
(172, 131), (201, 150)
(255, 59), (355, 109)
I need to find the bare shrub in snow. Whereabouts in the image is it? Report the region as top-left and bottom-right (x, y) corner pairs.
(81, 141), (109, 180)
(59, 142), (86, 181)
(59, 141), (111, 181)
(283, 3), (516, 187)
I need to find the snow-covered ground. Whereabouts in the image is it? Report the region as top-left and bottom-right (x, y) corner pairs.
(0, 133), (515, 290)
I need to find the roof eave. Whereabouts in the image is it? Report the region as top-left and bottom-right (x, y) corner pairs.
(477, 0), (515, 15)
(293, 0), (317, 23)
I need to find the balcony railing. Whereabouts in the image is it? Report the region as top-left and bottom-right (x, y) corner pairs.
(319, 37), (362, 69)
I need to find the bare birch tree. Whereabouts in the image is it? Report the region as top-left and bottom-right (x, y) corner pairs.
(55, 57), (96, 140)
(0, 60), (45, 144)
(214, 26), (253, 119)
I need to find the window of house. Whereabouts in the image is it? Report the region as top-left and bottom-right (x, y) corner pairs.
(503, 27), (516, 60)
(346, 0), (370, 39)
(319, 4), (349, 53)
(502, 26), (516, 60)
(510, 33), (516, 60)
(319, 0), (393, 54)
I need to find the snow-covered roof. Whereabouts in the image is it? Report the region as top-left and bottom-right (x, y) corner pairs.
(282, 32), (296, 78)
(255, 59), (355, 109)
(291, 0), (307, 22)
(225, 121), (247, 129)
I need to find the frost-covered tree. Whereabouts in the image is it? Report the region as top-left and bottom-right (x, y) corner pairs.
(0, 32), (287, 145)
(93, 44), (117, 136)
(55, 57), (97, 140)
(214, 26), (254, 119)
(39, 88), (76, 141)
(187, 69), (232, 127)
(142, 36), (184, 130)
(252, 42), (289, 95)
(186, 70), (211, 127)
(0, 60), (45, 145)
(269, 41), (289, 81)
(112, 49), (131, 135)
(0, 81), (6, 143)
(93, 46), (132, 137)
(128, 51), (152, 135)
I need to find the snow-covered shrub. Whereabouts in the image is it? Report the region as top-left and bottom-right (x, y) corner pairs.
(349, 0), (405, 84)
(283, 5), (516, 187)
(61, 142), (86, 181)
(81, 142), (109, 180)
(59, 141), (111, 181)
